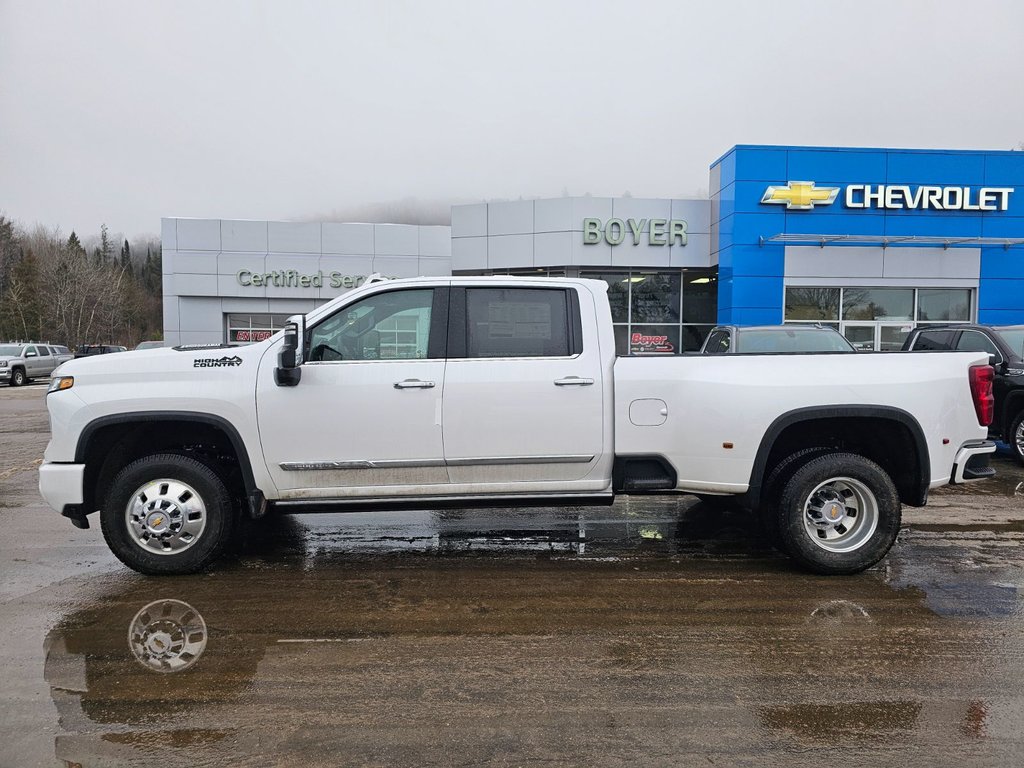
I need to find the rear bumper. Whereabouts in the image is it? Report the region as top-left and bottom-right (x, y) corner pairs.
(38, 462), (85, 512)
(950, 440), (997, 484)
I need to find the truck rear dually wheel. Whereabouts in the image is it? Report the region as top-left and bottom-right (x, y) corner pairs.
(100, 453), (237, 575)
(775, 452), (900, 575)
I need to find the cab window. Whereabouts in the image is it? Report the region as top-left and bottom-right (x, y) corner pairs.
(464, 288), (571, 358)
(956, 330), (1000, 362)
(913, 330), (955, 351)
(308, 289), (436, 362)
(704, 330), (730, 354)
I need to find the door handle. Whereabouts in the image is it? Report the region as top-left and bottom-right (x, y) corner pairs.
(394, 379), (436, 389)
(554, 377), (594, 386)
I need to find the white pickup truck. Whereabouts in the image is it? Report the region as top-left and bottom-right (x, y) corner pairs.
(39, 276), (997, 576)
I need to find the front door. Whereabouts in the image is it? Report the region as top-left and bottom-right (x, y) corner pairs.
(257, 286), (450, 498)
(441, 286), (606, 491)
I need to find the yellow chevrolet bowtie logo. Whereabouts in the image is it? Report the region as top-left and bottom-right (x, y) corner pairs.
(761, 181), (840, 210)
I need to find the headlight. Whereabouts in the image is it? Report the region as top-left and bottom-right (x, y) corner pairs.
(47, 376), (74, 393)
(0, 361), (8, 368)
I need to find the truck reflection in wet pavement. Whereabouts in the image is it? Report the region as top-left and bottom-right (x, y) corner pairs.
(44, 500), (1024, 766)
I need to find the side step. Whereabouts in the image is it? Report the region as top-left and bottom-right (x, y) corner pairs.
(272, 492), (615, 514)
(614, 456), (677, 492)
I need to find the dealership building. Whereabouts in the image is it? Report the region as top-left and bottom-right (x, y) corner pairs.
(162, 144), (1024, 353)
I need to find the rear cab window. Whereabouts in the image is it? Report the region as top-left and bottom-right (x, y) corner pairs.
(451, 287), (582, 359)
(912, 330), (956, 351)
(956, 330), (1001, 362)
(704, 330), (731, 354)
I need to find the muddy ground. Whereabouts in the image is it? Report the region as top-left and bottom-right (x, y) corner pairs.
(2, 384), (1023, 767)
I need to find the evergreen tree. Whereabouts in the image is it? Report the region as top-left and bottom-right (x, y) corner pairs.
(120, 239), (132, 272)
(66, 230), (85, 257)
(0, 249), (43, 340)
(99, 224), (112, 262)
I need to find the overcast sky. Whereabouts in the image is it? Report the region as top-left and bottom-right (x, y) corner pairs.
(2, 0), (1023, 238)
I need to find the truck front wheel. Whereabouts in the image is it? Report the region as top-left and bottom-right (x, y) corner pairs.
(774, 452), (901, 575)
(100, 453), (237, 575)
(9, 367), (25, 386)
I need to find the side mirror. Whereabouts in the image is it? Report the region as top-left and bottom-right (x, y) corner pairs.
(275, 314), (306, 387)
(25, 350), (37, 357)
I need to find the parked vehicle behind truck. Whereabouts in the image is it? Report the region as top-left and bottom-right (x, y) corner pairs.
(0, 343), (66, 386)
(39, 277), (997, 576)
(902, 324), (1024, 465)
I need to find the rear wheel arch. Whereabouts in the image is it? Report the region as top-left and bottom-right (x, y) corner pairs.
(1001, 390), (1024, 439)
(748, 406), (930, 508)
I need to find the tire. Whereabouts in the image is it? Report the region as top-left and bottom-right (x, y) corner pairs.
(757, 447), (833, 551)
(774, 452), (901, 575)
(9, 367), (25, 387)
(1008, 411), (1024, 467)
(100, 453), (237, 575)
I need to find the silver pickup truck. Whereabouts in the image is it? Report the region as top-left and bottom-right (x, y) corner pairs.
(0, 343), (72, 386)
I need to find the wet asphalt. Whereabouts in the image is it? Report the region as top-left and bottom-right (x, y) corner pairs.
(2, 386), (1024, 767)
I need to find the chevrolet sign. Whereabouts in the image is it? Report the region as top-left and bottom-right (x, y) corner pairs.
(845, 185), (1013, 211)
(762, 181), (1014, 212)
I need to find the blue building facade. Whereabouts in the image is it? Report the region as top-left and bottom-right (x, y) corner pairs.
(711, 145), (1024, 350)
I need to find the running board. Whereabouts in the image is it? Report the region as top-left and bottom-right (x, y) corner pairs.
(271, 492), (615, 514)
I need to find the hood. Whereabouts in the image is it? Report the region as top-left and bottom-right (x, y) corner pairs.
(56, 340), (273, 378)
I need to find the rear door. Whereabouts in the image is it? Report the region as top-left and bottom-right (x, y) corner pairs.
(441, 285), (605, 490)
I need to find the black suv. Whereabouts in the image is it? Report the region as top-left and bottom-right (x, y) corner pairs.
(902, 325), (1024, 464)
(74, 344), (127, 359)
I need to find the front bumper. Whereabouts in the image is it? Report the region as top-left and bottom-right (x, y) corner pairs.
(950, 440), (997, 484)
(38, 462), (85, 512)
(0, 368), (9, 382)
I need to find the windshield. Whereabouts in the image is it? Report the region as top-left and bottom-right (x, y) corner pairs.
(735, 329), (855, 354)
(0, 345), (24, 357)
(994, 328), (1024, 360)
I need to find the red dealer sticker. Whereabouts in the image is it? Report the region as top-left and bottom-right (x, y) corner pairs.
(630, 332), (674, 354)
(230, 329), (274, 343)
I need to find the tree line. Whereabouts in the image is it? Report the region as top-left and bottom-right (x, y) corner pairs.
(0, 216), (163, 349)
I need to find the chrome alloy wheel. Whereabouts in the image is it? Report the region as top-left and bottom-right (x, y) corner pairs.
(125, 479), (207, 555)
(128, 599), (208, 673)
(1015, 420), (1024, 456)
(801, 476), (879, 553)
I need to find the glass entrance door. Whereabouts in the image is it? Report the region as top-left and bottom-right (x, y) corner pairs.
(842, 322), (914, 351)
(843, 324), (876, 351)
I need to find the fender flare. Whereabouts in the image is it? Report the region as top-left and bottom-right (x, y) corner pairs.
(745, 405), (931, 506)
(75, 411), (259, 496)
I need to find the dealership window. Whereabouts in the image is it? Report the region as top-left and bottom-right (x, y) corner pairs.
(225, 313), (293, 345)
(784, 287), (973, 351)
(581, 269), (717, 355)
